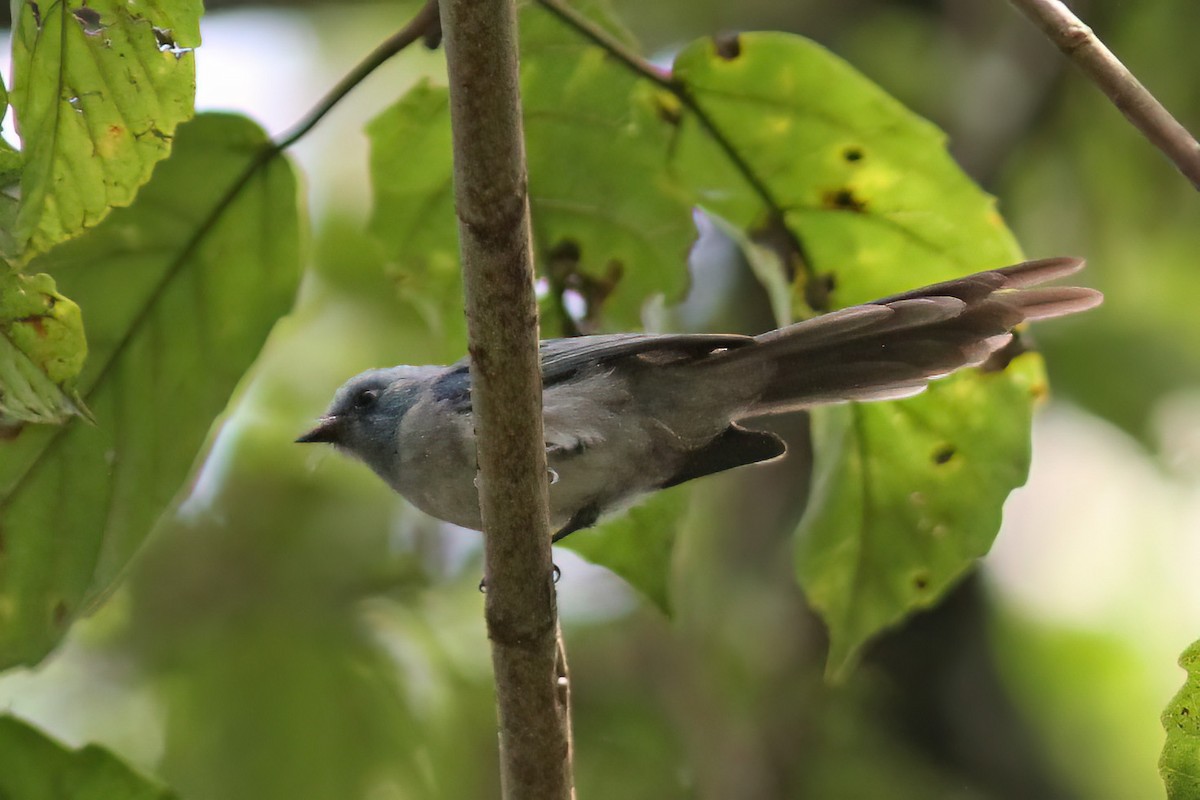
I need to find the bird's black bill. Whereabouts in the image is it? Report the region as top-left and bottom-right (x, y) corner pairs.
(295, 416), (341, 444)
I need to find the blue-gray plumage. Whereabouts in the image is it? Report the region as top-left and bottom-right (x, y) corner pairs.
(298, 258), (1101, 540)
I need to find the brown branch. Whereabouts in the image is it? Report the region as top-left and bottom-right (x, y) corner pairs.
(1008, 0), (1200, 190)
(437, 0), (575, 797)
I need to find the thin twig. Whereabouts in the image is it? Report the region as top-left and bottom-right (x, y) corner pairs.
(276, 0), (440, 150)
(1008, 0), (1200, 190)
(438, 0), (576, 796)
(534, 0), (815, 283)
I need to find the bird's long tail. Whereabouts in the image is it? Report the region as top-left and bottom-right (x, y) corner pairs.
(710, 257), (1102, 415)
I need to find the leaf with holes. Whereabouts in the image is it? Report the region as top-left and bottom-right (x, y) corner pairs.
(1161, 639), (1200, 798)
(0, 715), (176, 799)
(520, 0), (696, 330)
(0, 272), (90, 425)
(7, 0), (200, 261)
(369, 1), (695, 333)
(0, 113), (300, 669)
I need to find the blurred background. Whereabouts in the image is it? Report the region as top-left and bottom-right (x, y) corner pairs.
(2, 0), (1198, 797)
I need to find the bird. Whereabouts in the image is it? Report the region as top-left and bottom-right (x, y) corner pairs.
(297, 257), (1101, 542)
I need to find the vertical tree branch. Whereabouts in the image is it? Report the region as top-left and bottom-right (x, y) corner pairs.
(437, 0), (575, 797)
(1007, 0), (1200, 190)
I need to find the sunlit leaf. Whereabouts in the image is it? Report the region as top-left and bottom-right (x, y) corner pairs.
(671, 33), (1021, 302)
(0, 272), (89, 424)
(0, 113), (301, 669)
(668, 33), (1037, 671)
(1162, 639), (1200, 799)
(8, 0), (200, 260)
(0, 715), (175, 800)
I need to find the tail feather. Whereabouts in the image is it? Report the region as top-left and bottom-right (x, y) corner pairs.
(708, 257), (1101, 414)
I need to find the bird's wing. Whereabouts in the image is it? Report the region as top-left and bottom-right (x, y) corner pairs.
(538, 333), (754, 385)
(431, 333), (755, 409)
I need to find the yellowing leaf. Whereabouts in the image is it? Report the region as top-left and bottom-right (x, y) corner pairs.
(8, 0), (200, 260)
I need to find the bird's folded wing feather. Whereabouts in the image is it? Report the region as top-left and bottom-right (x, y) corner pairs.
(537, 333), (754, 385)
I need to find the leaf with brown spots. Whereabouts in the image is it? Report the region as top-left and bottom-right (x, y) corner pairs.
(797, 357), (1046, 679)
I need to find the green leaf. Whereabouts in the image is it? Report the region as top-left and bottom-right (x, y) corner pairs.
(0, 272), (90, 424)
(668, 33), (1038, 672)
(8, 0), (200, 261)
(562, 485), (691, 614)
(0, 113), (301, 669)
(0, 715), (175, 800)
(671, 32), (1022, 301)
(520, 1), (695, 329)
(1162, 639), (1200, 799)
(365, 81), (467, 353)
(798, 358), (1042, 679)
(0, 73), (23, 257)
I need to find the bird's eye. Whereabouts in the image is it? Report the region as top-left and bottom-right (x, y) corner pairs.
(353, 389), (379, 410)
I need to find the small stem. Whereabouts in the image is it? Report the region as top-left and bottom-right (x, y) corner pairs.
(534, 0), (814, 282)
(275, 0), (441, 151)
(1008, 0), (1200, 191)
